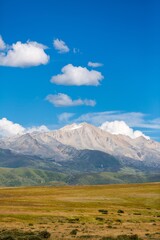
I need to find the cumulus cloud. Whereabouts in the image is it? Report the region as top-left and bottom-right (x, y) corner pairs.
(0, 118), (49, 137)
(0, 38), (50, 67)
(58, 112), (75, 122)
(100, 121), (150, 140)
(26, 125), (49, 133)
(46, 93), (96, 107)
(88, 61), (103, 67)
(51, 64), (104, 86)
(0, 118), (25, 137)
(53, 38), (70, 53)
(0, 35), (6, 50)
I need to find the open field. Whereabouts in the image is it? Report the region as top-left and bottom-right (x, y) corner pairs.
(0, 183), (160, 239)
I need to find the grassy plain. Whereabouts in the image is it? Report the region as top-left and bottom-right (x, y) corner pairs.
(0, 183), (159, 239)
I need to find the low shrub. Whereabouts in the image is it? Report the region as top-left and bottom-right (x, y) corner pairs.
(68, 217), (79, 223)
(1, 237), (15, 240)
(0, 230), (51, 240)
(117, 210), (124, 214)
(98, 209), (108, 214)
(133, 213), (141, 215)
(96, 217), (104, 221)
(39, 230), (51, 239)
(70, 229), (78, 235)
(101, 235), (141, 240)
(115, 219), (122, 223)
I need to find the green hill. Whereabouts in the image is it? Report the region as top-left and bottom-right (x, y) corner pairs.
(0, 167), (159, 187)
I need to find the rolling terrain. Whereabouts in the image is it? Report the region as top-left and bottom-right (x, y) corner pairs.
(0, 167), (160, 187)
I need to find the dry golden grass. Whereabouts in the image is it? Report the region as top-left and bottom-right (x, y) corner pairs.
(0, 182), (160, 239)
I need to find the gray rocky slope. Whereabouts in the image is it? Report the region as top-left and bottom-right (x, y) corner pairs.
(46, 123), (160, 164)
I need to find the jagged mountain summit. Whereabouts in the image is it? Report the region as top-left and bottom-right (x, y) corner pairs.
(48, 123), (160, 162)
(0, 132), (78, 160)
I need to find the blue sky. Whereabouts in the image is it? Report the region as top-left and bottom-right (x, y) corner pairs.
(0, 0), (160, 140)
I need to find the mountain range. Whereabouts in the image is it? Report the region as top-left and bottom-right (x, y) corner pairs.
(0, 122), (160, 186)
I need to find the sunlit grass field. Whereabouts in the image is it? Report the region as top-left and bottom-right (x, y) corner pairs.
(0, 183), (160, 239)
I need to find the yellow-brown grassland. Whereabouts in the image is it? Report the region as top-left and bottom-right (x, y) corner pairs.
(0, 182), (159, 240)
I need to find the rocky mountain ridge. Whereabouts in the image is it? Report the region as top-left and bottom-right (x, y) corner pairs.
(0, 122), (160, 171)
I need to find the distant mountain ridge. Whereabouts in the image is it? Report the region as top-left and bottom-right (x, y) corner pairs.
(0, 122), (160, 176)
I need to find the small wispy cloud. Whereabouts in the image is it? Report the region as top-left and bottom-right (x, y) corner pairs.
(53, 38), (70, 53)
(51, 64), (104, 86)
(58, 112), (75, 122)
(73, 48), (80, 54)
(88, 61), (103, 68)
(73, 111), (160, 130)
(46, 93), (96, 107)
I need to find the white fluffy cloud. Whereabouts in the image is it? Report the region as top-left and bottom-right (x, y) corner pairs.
(51, 64), (104, 86)
(0, 38), (50, 67)
(100, 121), (150, 140)
(46, 93), (96, 107)
(53, 38), (70, 53)
(0, 35), (6, 50)
(88, 61), (103, 67)
(0, 118), (25, 137)
(26, 125), (49, 133)
(0, 118), (49, 137)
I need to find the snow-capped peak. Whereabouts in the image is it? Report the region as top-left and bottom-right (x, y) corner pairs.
(60, 123), (83, 131)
